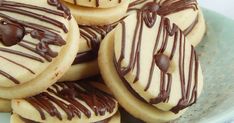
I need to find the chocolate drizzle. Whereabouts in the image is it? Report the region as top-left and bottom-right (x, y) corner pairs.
(25, 79), (117, 121)
(128, 0), (198, 35)
(128, 0), (198, 16)
(114, 2), (199, 113)
(0, 0), (70, 84)
(73, 24), (115, 64)
(47, 0), (71, 20)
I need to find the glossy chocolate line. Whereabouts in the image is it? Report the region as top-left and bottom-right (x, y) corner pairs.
(0, 70), (19, 84)
(17, 42), (53, 62)
(26, 79), (117, 121)
(114, 2), (199, 113)
(158, 0), (198, 16)
(0, 55), (35, 74)
(47, 0), (71, 20)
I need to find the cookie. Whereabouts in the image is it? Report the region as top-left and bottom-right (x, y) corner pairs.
(11, 78), (119, 123)
(63, 1), (129, 25)
(64, 0), (126, 8)
(98, 4), (203, 122)
(128, 0), (206, 46)
(0, 98), (11, 112)
(60, 24), (116, 81)
(11, 112), (120, 123)
(0, 0), (79, 99)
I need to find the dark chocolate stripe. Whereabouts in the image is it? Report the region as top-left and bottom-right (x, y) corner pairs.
(0, 70), (19, 84)
(47, 0), (71, 20)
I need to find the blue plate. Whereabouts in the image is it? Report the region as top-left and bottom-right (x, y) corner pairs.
(1, 8), (234, 123)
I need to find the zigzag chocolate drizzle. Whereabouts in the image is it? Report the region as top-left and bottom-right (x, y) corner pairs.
(25, 79), (117, 121)
(0, 0), (70, 84)
(114, 2), (199, 113)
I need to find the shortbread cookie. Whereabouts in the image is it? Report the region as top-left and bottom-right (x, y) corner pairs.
(63, 1), (129, 25)
(128, 0), (206, 46)
(98, 5), (203, 122)
(0, 0), (79, 99)
(0, 98), (11, 112)
(64, 0), (126, 8)
(12, 78), (119, 123)
(60, 24), (116, 81)
(11, 112), (120, 123)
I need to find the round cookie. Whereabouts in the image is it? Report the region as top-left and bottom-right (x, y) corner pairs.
(12, 78), (119, 123)
(60, 24), (116, 81)
(63, 0), (129, 25)
(11, 112), (120, 123)
(98, 5), (203, 123)
(0, 0), (79, 99)
(64, 0), (126, 8)
(0, 98), (11, 112)
(128, 0), (206, 46)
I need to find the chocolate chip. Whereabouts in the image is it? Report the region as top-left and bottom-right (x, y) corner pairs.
(154, 53), (170, 73)
(0, 20), (25, 46)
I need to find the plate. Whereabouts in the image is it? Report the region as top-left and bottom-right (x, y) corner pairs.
(1, 9), (234, 123)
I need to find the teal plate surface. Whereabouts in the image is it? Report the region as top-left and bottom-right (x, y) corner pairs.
(1, 9), (234, 123)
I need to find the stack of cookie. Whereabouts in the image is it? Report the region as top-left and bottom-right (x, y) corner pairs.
(0, 0), (206, 123)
